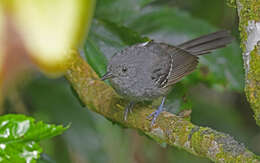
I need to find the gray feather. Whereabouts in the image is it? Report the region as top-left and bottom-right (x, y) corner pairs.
(178, 30), (233, 56)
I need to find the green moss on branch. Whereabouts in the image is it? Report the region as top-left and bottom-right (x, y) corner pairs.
(234, 0), (260, 126)
(246, 47), (260, 126)
(65, 53), (260, 162)
(236, 0), (260, 51)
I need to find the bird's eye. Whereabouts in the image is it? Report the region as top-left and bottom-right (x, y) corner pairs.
(122, 67), (128, 73)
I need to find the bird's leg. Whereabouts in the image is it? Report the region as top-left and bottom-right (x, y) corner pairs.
(147, 97), (166, 126)
(124, 101), (136, 121)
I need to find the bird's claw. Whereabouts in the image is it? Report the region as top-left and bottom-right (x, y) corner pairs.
(124, 102), (135, 121)
(124, 107), (131, 121)
(147, 97), (166, 127)
(147, 109), (162, 127)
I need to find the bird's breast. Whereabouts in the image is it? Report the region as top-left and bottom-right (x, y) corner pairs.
(110, 72), (171, 101)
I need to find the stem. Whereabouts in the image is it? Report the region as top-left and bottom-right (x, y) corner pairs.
(66, 52), (260, 162)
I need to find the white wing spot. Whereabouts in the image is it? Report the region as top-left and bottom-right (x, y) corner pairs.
(162, 51), (174, 88)
(138, 41), (150, 47)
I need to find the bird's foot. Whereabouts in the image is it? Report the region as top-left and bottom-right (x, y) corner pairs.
(124, 101), (135, 121)
(147, 109), (163, 127)
(147, 97), (166, 127)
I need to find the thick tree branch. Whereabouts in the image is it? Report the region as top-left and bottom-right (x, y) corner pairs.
(235, 0), (260, 126)
(65, 52), (260, 162)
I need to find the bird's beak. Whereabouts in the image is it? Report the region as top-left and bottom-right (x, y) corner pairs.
(101, 72), (114, 81)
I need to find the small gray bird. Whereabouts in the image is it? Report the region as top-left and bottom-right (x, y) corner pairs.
(101, 30), (233, 126)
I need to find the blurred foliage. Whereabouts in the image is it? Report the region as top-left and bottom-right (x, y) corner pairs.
(4, 0), (260, 163)
(0, 114), (67, 163)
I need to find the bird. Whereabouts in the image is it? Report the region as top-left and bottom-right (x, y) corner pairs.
(101, 30), (233, 126)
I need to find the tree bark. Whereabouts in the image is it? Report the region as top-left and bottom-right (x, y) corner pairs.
(233, 0), (260, 126)
(66, 52), (260, 162)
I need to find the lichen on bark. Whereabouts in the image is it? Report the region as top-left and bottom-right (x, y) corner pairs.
(246, 46), (260, 125)
(234, 0), (260, 126)
(236, 0), (260, 50)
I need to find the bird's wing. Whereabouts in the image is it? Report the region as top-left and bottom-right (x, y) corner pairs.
(154, 45), (199, 88)
(164, 48), (198, 87)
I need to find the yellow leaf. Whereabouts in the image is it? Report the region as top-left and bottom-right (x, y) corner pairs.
(4, 0), (95, 75)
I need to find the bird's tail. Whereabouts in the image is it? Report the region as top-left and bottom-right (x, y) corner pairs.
(177, 30), (233, 56)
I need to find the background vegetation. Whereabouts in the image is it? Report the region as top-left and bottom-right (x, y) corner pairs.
(2, 0), (260, 162)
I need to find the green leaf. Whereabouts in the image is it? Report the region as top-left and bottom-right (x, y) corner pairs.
(95, 0), (143, 24)
(0, 114), (68, 163)
(84, 38), (108, 77)
(139, 0), (155, 8)
(98, 19), (149, 46)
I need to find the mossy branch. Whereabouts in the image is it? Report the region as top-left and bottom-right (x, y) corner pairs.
(65, 52), (260, 163)
(234, 0), (260, 126)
